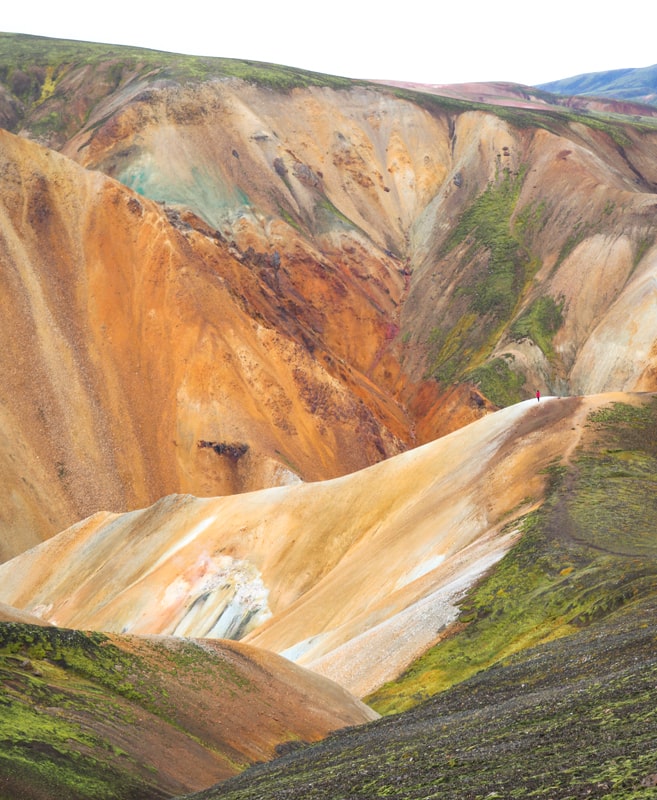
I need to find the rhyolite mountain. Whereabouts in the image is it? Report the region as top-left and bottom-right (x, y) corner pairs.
(1, 33), (657, 560)
(0, 390), (652, 701)
(2, 32), (657, 800)
(2, 391), (657, 799)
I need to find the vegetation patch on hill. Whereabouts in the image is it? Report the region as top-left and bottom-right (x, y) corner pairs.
(510, 295), (564, 358)
(0, 33), (357, 144)
(427, 166), (544, 402)
(0, 625), (167, 799)
(0, 626), (267, 799)
(368, 396), (657, 714)
(0, 33), (357, 91)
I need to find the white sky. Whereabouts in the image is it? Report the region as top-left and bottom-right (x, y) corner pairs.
(2, 1), (655, 88)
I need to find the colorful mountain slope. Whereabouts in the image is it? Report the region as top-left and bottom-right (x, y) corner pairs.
(0, 392), (647, 701)
(2, 37), (657, 565)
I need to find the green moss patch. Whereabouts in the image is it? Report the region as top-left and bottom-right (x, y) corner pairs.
(427, 167), (542, 392)
(466, 355), (527, 407)
(0, 625), (258, 798)
(510, 295), (564, 358)
(0, 626), (163, 799)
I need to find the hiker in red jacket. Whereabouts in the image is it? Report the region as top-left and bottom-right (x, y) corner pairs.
(536, 389), (541, 402)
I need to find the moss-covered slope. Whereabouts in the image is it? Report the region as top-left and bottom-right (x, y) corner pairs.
(0, 625), (374, 799)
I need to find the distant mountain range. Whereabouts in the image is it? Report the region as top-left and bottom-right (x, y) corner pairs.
(538, 63), (657, 107)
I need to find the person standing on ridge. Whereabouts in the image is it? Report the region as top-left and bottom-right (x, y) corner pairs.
(536, 389), (541, 402)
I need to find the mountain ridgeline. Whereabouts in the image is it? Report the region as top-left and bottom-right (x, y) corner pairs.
(538, 62), (657, 107)
(1, 32), (657, 800)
